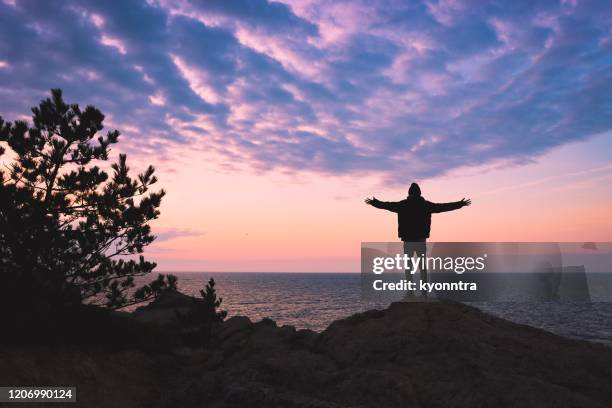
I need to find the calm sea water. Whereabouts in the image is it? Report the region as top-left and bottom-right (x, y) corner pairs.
(145, 272), (612, 346)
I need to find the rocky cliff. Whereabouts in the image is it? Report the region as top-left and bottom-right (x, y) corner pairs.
(2, 300), (612, 408)
(163, 301), (612, 408)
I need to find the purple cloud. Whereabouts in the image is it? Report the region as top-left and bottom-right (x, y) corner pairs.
(0, 0), (611, 181)
(154, 228), (205, 242)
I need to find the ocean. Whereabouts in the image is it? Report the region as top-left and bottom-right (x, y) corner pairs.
(144, 272), (612, 346)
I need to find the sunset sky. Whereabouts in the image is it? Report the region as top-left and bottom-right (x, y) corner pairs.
(1, 0), (611, 271)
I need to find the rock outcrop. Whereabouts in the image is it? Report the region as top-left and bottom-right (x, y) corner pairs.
(160, 301), (612, 408)
(132, 290), (196, 325)
(2, 300), (612, 408)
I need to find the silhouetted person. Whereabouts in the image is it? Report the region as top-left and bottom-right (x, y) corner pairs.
(365, 183), (471, 297)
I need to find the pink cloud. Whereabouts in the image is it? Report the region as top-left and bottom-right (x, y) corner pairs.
(171, 54), (221, 104)
(99, 34), (127, 55)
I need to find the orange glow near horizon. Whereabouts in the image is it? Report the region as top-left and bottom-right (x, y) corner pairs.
(138, 131), (612, 272)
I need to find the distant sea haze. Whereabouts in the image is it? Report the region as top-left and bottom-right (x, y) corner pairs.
(135, 272), (612, 346)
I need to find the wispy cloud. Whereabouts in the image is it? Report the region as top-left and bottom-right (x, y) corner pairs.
(155, 227), (205, 242)
(0, 0), (610, 181)
(99, 34), (127, 55)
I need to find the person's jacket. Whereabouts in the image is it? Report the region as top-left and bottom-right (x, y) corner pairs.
(370, 196), (463, 241)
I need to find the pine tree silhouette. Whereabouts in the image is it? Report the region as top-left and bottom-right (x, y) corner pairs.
(0, 89), (176, 313)
(176, 278), (227, 346)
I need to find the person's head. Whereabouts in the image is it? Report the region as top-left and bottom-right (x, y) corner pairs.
(408, 182), (421, 197)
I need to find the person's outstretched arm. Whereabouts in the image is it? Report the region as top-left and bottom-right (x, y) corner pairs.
(429, 198), (471, 213)
(364, 197), (401, 212)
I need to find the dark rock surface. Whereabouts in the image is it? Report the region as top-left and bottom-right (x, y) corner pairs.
(132, 290), (195, 326)
(0, 347), (170, 408)
(2, 300), (612, 408)
(160, 301), (612, 408)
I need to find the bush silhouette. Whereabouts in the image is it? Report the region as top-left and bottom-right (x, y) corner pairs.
(176, 278), (227, 346)
(0, 89), (176, 322)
